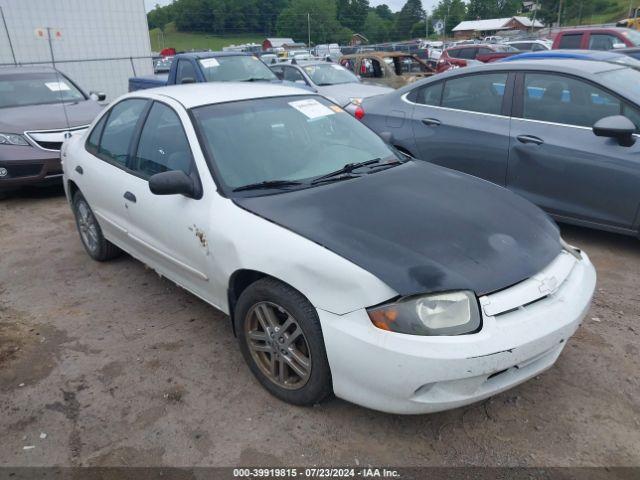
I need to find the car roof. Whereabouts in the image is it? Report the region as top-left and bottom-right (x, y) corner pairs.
(503, 49), (627, 62)
(557, 26), (632, 33)
(129, 82), (310, 109)
(0, 65), (58, 76)
(461, 58), (623, 74)
(177, 51), (251, 60)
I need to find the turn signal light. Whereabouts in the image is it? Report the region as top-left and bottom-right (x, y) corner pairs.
(354, 106), (365, 120)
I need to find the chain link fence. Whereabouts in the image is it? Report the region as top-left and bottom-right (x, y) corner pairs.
(0, 0), (154, 101)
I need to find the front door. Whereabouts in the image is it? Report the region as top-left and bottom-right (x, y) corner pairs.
(410, 71), (513, 186)
(508, 71), (640, 231)
(123, 99), (223, 304)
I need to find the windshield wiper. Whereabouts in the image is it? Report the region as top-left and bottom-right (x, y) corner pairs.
(310, 159), (382, 184)
(241, 77), (273, 82)
(232, 180), (303, 192)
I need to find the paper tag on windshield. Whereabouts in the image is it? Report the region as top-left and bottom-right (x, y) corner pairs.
(45, 82), (70, 92)
(289, 99), (334, 119)
(200, 58), (219, 68)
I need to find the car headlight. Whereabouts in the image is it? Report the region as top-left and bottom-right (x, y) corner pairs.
(367, 291), (481, 336)
(349, 97), (363, 106)
(0, 133), (29, 146)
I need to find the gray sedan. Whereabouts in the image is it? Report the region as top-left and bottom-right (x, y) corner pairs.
(270, 60), (392, 114)
(360, 59), (640, 237)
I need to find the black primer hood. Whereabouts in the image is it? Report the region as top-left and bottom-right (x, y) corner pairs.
(234, 161), (561, 297)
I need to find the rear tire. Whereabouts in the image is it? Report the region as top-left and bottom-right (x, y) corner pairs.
(72, 191), (121, 261)
(235, 277), (332, 406)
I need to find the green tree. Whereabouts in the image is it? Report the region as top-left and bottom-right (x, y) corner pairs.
(394, 0), (425, 39)
(362, 10), (392, 42)
(277, 0), (347, 44)
(374, 4), (395, 22)
(337, 0), (370, 32)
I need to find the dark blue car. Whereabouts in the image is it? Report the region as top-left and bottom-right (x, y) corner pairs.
(359, 59), (640, 237)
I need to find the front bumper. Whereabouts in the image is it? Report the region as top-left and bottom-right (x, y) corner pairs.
(0, 145), (62, 191)
(318, 251), (596, 414)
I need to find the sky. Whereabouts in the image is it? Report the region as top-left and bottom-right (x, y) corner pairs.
(144, 0), (439, 15)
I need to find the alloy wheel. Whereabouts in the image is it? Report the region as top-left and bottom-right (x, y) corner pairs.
(76, 200), (99, 254)
(244, 301), (312, 390)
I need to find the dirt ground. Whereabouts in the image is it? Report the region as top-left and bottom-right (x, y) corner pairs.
(0, 186), (639, 468)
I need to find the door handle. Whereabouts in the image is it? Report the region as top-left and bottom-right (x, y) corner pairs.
(123, 191), (136, 203)
(422, 118), (441, 126)
(75, 165), (83, 175)
(516, 135), (544, 145)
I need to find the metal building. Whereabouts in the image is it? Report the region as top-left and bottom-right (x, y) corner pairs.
(0, 0), (153, 100)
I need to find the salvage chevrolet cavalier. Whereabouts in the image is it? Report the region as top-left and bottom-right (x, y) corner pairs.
(61, 83), (596, 414)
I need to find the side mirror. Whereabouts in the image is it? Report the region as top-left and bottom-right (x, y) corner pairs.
(379, 131), (394, 144)
(612, 42), (627, 49)
(90, 91), (106, 101)
(149, 170), (196, 197)
(593, 115), (636, 147)
(180, 77), (195, 84)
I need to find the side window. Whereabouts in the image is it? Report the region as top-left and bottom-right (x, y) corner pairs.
(622, 103), (640, 132)
(459, 48), (478, 59)
(360, 58), (384, 78)
(523, 73), (621, 127)
(588, 34), (619, 50)
(558, 33), (583, 49)
(414, 82), (443, 106)
(283, 67), (305, 83)
(271, 66), (284, 80)
(86, 114), (108, 154)
(531, 43), (546, 51)
(98, 99), (148, 166)
(176, 60), (197, 84)
(441, 73), (508, 115)
(132, 102), (193, 179)
(477, 47), (492, 55)
(447, 49), (461, 59)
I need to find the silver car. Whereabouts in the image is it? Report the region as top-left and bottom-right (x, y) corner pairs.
(358, 59), (640, 237)
(270, 60), (392, 114)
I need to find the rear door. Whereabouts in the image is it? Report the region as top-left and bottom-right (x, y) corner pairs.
(409, 71), (514, 185)
(78, 98), (149, 247)
(507, 71), (640, 231)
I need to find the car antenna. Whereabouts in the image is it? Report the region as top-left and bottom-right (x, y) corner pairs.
(46, 27), (72, 135)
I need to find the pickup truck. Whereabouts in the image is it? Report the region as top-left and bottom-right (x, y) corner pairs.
(551, 27), (640, 50)
(129, 51), (298, 92)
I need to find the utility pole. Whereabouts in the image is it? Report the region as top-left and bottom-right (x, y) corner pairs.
(557, 0), (563, 27)
(307, 12), (311, 48)
(425, 11), (429, 39)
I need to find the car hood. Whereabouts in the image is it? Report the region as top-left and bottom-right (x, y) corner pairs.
(0, 100), (103, 133)
(317, 83), (393, 106)
(235, 161), (561, 297)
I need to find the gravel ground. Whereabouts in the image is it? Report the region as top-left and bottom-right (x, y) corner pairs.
(0, 186), (639, 468)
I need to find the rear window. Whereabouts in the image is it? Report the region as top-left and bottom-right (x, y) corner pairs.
(558, 33), (583, 49)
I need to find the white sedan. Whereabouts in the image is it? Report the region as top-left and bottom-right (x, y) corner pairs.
(61, 83), (596, 414)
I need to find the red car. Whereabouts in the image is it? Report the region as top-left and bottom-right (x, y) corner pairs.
(552, 27), (640, 50)
(436, 44), (519, 73)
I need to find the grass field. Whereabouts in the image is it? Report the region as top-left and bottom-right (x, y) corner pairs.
(565, 0), (631, 25)
(149, 23), (263, 52)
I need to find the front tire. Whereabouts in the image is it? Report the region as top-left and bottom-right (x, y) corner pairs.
(235, 278), (332, 406)
(72, 191), (121, 261)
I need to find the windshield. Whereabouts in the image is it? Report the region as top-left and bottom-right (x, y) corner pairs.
(199, 56), (277, 82)
(622, 29), (640, 45)
(303, 63), (358, 85)
(598, 66), (640, 103)
(0, 72), (85, 108)
(191, 95), (398, 192)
